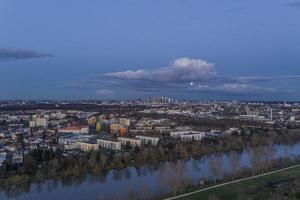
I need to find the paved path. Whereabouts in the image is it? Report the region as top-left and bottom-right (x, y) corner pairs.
(164, 164), (300, 200)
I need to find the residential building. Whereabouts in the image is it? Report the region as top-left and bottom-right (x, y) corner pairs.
(58, 126), (89, 134)
(77, 142), (99, 151)
(97, 138), (121, 151)
(136, 135), (160, 145)
(117, 137), (141, 147)
(180, 132), (206, 142)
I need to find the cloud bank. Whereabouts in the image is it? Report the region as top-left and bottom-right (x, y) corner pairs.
(106, 57), (216, 82)
(226, 7), (246, 14)
(95, 89), (115, 96)
(190, 83), (283, 94)
(0, 48), (52, 61)
(67, 57), (300, 99)
(286, 1), (300, 8)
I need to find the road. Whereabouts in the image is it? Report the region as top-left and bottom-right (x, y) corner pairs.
(164, 164), (300, 200)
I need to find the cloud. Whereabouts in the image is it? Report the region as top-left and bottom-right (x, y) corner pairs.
(286, 1), (300, 8)
(106, 57), (216, 82)
(95, 89), (115, 96)
(190, 83), (284, 94)
(65, 56), (300, 98)
(233, 75), (300, 83)
(226, 7), (246, 14)
(0, 48), (52, 61)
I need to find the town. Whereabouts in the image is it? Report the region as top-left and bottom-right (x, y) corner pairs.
(1, 98), (299, 167)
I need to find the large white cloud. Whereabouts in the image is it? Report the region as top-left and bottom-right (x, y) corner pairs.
(106, 57), (216, 82)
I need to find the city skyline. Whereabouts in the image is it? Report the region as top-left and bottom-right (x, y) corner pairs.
(1, 0), (300, 100)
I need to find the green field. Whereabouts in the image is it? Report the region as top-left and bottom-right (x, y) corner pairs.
(180, 166), (300, 200)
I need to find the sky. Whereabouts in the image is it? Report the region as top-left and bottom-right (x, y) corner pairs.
(0, 0), (300, 101)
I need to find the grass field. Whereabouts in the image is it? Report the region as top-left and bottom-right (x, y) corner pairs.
(177, 166), (300, 200)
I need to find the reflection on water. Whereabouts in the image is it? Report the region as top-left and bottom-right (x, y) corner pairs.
(1, 143), (300, 200)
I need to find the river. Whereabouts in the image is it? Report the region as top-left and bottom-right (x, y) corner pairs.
(1, 143), (300, 200)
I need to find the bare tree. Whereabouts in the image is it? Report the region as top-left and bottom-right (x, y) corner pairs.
(97, 194), (111, 200)
(174, 160), (191, 194)
(263, 143), (276, 172)
(113, 153), (124, 169)
(123, 152), (131, 165)
(127, 186), (139, 200)
(207, 154), (224, 183)
(140, 182), (150, 200)
(157, 161), (190, 196)
(250, 146), (265, 175)
(158, 163), (179, 196)
(100, 154), (107, 167)
(228, 151), (241, 180)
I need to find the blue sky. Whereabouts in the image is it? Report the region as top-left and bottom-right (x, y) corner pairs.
(0, 0), (300, 100)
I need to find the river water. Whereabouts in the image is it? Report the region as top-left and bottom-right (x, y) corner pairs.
(1, 143), (300, 200)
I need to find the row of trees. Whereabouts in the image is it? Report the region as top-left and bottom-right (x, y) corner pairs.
(1, 127), (300, 193)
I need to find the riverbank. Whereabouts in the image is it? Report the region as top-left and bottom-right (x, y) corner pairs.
(2, 128), (300, 191)
(2, 132), (300, 199)
(162, 164), (300, 200)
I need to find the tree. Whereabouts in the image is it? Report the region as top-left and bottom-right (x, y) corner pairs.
(123, 152), (131, 165)
(140, 182), (150, 200)
(127, 187), (139, 200)
(88, 150), (97, 170)
(100, 154), (108, 167)
(158, 163), (179, 196)
(250, 146), (264, 175)
(228, 151), (240, 179)
(22, 155), (38, 175)
(125, 141), (132, 151)
(158, 161), (190, 196)
(207, 154), (223, 183)
(113, 153), (124, 169)
(97, 194), (110, 200)
(178, 145), (188, 160)
(263, 143), (276, 172)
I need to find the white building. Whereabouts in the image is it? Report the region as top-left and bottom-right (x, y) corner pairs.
(77, 142), (99, 152)
(180, 132), (206, 142)
(117, 137), (142, 147)
(64, 142), (79, 150)
(120, 118), (130, 127)
(136, 135), (160, 145)
(170, 130), (204, 138)
(58, 126), (89, 134)
(97, 138), (121, 151)
(29, 117), (48, 128)
(58, 133), (80, 145)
